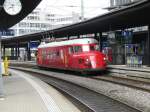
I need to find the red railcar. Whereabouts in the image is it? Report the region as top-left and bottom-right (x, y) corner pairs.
(37, 38), (107, 73)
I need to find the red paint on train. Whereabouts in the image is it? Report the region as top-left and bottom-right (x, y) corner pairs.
(37, 38), (107, 73)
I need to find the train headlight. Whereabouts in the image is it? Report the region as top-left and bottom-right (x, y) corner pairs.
(103, 57), (107, 61)
(86, 58), (89, 62)
(84, 58), (91, 66)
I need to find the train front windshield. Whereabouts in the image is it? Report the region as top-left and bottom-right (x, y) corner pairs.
(82, 44), (100, 52)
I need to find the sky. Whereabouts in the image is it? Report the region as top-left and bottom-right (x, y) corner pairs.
(37, 0), (110, 18)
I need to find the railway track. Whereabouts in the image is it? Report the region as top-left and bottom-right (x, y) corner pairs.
(9, 63), (150, 111)
(10, 68), (140, 112)
(10, 62), (150, 93)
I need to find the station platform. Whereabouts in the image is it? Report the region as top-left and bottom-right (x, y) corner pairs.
(108, 65), (150, 78)
(0, 69), (81, 112)
(108, 65), (150, 72)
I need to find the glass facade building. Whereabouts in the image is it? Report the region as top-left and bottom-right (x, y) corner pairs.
(10, 8), (81, 36)
(110, 0), (141, 7)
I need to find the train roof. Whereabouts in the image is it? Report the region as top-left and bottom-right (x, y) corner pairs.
(38, 38), (98, 48)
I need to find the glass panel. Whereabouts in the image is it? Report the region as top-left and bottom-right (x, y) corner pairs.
(82, 45), (89, 52)
(82, 45), (90, 52)
(90, 46), (95, 51)
(89, 44), (100, 51)
(95, 45), (100, 51)
(74, 46), (82, 52)
(69, 46), (74, 54)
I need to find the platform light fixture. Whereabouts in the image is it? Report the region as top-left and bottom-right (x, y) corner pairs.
(3, 0), (22, 15)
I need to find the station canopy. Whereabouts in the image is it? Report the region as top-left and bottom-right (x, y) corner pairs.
(2, 0), (150, 46)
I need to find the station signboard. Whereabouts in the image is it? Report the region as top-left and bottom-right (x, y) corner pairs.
(29, 41), (39, 49)
(122, 30), (133, 44)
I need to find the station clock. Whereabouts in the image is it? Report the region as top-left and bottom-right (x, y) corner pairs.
(3, 0), (22, 15)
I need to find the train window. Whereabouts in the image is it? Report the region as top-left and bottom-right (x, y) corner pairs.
(95, 45), (100, 51)
(82, 45), (89, 52)
(90, 44), (100, 51)
(74, 46), (82, 53)
(69, 46), (74, 54)
(90, 46), (95, 51)
(56, 51), (60, 56)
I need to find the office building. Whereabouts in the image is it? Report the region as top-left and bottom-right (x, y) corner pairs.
(10, 8), (81, 36)
(109, 0), (141, 10)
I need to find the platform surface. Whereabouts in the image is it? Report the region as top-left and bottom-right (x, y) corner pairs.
(0, 69), (81, 112)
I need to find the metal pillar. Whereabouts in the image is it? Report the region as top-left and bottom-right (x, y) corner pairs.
(27, 42), (31, 61)
(17, 46), (20, 57)
(11, 48), (14, 60)
(67, 35), (70, 40)
(94, 33), (102, 51)
(81, 0), (84, 21)
(147, 25), (150, 66)
(16, 43), (20, 59)
(0, 33), (4, 97)
(94, 33), (97, 39)
(110, 0), (115, 7)
(99, 32), (102, 51)
(77, 35), (80, 38)
(25, 47), (28, 61)
(3, 45), (5, 57)
(15, 47), (17, 60)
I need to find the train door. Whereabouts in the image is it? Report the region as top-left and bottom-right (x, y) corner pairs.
(45, 48), (49, 65)
(37, 49), (42, 65)
(68, 46), (74, 69)
(72, 45), (83, 70)
(47, 47), (53, 67)
(55, 47), (63, 68)
(60, 49), (64, 68)
(41, 48), (46, 66)
(63, 47), (69, 68)
(47, 47), (55, 68)
(59, 47), (68, 69)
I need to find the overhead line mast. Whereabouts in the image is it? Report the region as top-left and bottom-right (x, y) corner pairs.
(81, 0), (84, 21)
